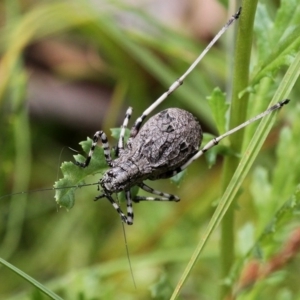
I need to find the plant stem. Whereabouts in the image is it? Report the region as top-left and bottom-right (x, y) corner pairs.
(220, 1), (258, 298)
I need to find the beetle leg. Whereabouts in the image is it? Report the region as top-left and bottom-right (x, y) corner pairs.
(133, 182), (180, 202)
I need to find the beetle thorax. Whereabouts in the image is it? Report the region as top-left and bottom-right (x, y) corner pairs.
(100, 163), (139, 193)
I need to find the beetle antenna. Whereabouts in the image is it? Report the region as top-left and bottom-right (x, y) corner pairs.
(121, 222), (136, 288)
(0, 183), (99, 200)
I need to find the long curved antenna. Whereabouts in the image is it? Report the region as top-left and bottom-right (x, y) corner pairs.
(0, 182), (99, 200)
(121, 222), (136, 288)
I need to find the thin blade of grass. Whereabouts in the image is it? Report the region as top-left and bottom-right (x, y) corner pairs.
(170, 50), (300, 300)
(0, 257), (63, 300)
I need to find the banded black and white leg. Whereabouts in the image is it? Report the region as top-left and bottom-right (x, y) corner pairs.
(129, 8), (241, 139)
(116, 107), (133, 155)
(164, 99), (290, 178)
(75, 8), (241, 165)
(75, 131), (112, 168)
(75, 107), (133, 167)
(132, 182), (180, 202)
(95, 190), (134, 225)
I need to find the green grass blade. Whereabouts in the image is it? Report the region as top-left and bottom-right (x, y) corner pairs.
(170, 49), (300, 300)
(0, 257), (63, 300)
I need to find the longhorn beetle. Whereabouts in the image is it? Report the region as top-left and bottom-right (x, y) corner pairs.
(64, 7), (289, 225)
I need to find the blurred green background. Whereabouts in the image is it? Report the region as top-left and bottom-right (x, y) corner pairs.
(0, 0), (300, 299)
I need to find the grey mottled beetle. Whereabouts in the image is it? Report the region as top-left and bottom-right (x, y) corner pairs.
(74, 8), (289, 225)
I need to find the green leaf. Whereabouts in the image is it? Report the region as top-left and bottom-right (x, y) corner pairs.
(111, 127), (130, 142)
(54, 138), (108, 209)
(248, 0), (300, 91)
(206, 87), (229, 134)
(249, 29), (300, 89)
(272, 0), (300, 45)
(254, 3), (273, 62)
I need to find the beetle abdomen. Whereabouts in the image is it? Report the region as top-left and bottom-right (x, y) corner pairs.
(129, 108), (202, 179)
